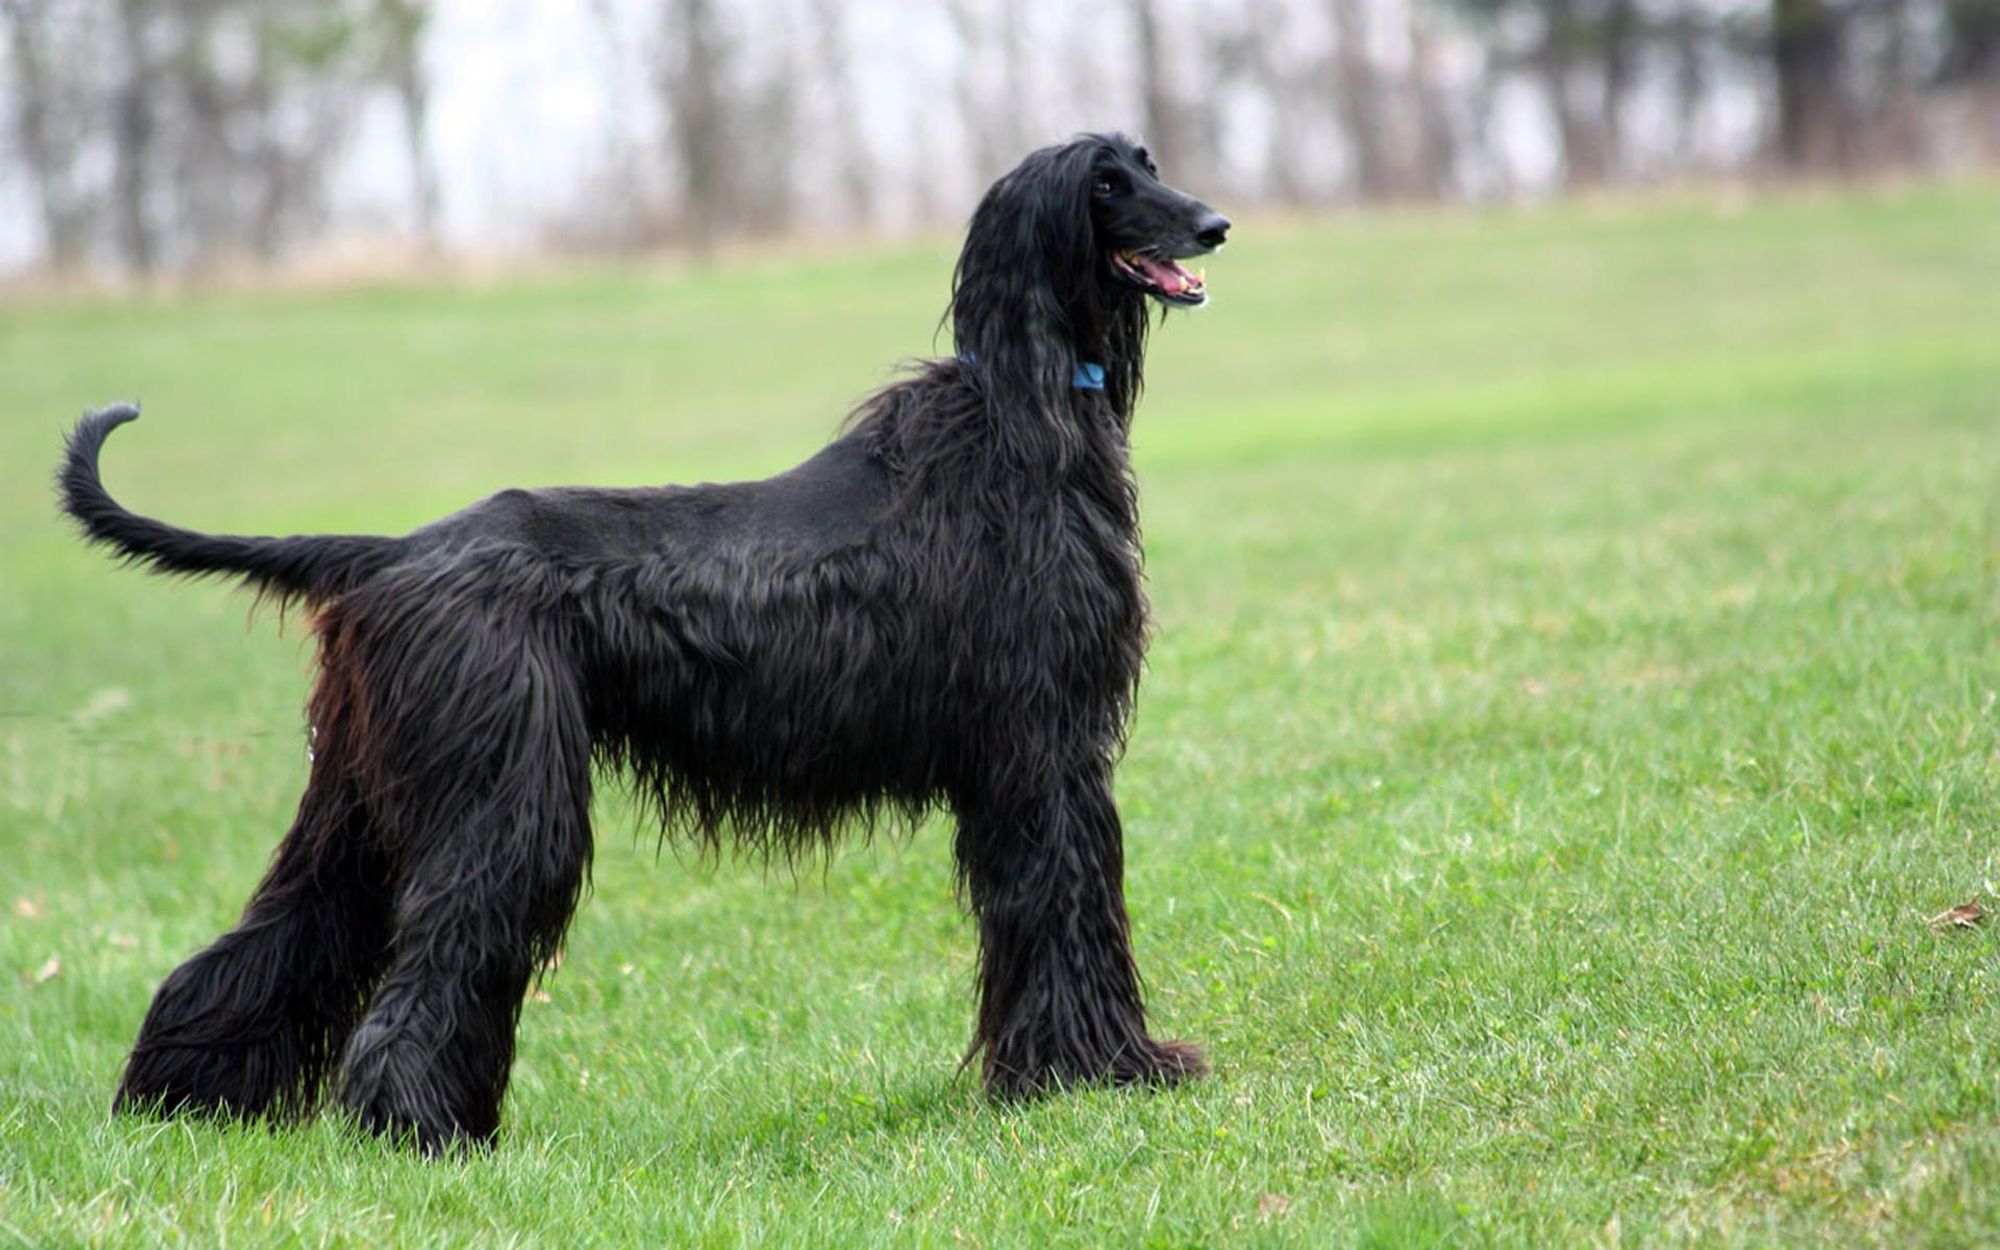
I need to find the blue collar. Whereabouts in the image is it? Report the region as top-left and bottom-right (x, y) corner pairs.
(958, 353), (1106, 391)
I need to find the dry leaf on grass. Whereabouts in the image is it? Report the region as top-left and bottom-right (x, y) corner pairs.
(1256, 1193), (1292, 1223)
(1929, 900), (1986, 930)
(13, 897), (40, 919)
(29, 956), (60, 984)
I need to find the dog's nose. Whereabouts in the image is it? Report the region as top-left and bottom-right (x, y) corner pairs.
(1194, 213), (1231, 249)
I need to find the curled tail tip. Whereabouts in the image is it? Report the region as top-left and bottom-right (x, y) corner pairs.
(53, 404), (401, 604)
(63, 401), (141, 461)
(58, 402), (144, 528)
(84, 399), (140, 433)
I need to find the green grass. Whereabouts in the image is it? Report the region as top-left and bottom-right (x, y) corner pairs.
(2, 182), (1997, 1248)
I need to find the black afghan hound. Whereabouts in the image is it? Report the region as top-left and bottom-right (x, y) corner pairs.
(59, 132), (1230, 1152)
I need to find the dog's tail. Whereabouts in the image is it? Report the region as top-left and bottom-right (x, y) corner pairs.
(58, 404), (405, 605)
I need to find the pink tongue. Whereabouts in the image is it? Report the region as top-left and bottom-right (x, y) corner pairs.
(1135, 255), (1190, 292)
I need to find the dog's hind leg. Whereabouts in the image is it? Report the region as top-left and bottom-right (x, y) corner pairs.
(113, 762), (394, 1123)
(333, 633), (593, 1153)
(957, 760), (1207, 1099)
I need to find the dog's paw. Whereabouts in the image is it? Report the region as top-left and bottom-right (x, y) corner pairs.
(1120, 1038), (1208, 1087)
(982, 1036), (1209, 1100)
(343, 1093), (494, 1156)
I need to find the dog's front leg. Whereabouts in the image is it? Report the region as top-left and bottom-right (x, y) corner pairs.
(955, 760), (1205, 1098)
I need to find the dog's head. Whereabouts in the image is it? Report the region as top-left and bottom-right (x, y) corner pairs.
(949, 133), (1228, 421)
(1082, 134), (1229, 308)
(955, 133), (1229, 340)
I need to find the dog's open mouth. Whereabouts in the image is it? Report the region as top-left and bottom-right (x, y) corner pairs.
(1112, 250), (1207, 306)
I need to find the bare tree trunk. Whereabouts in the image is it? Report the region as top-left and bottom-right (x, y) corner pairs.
(1873, 0), (1925, 167)
(1945, 0), (2000, 83)
(735, 28), (798, 237)
(906, 89), (945, 227)
(662, 0), (727, 259)
(1541, 0), (1610, 186)
(1471, 41), (1511, 198)
(1408, 3), (1460, 198)
(112, 0), (156, 276)
(2, 0), (86, 271)
(175, 6), (238, 268)
(997, 0), (1025, 157)
(1670, 8), (1709, 169)
(1330, 0), (1396, 199)
(249, 14), (286, 262)
(1132, 0), (1187, 174)
(1600, 0), (1638, 180)
(1945, 0), (2000, 160)
(380, 0), (440, 253)
(1771, 0), (1847, 171)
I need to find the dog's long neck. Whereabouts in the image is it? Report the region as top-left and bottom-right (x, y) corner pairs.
(854, 198), (1156, 504)
(946, 273), (1149, 483)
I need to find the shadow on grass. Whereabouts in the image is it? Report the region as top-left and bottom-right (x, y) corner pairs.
(667, 1069), (985, 1179)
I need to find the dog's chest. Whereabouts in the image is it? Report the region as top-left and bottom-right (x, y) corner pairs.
(975, 489), (1145, 683)
(1056, 491), (1143, 609)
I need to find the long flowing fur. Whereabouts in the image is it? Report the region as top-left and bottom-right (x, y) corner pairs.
(62, 133), (1227, 1151)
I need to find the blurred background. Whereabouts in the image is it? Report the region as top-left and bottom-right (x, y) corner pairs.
(2, 0), (1997, 279)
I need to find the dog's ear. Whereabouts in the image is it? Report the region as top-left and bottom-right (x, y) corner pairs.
(1024, 140), (1101, 319)
(953, 140), (1101, 366)
(948, 137), (1131, 472)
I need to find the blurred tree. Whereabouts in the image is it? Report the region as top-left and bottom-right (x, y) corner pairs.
(161, 0), (363, 266)
(1595, 0), (1638, 175)
(1329, 0), (1397, 197)
(1408, 4), (1464, 197)
(731, 17), (799, 237)
(1444, 0), (1649, 186)
(111, 0), (157, 275)
(1770, 0), (1848, 169)
(5, 0), (2000, 277)
(653, 0), (803, 252)
(1664, 4), (1713, 167)
(1, 0), (89, 270)
(659, 0), (727, 258)
(1944, 0), (2000, 149)
(1224, 0), (1311, 203)
(370, 0), (439, 253)
(1943, 0), (2000, 76)
(1132, 0), (1192, 176)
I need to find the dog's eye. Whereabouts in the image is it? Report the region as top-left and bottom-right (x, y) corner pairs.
(1092, 176), (1118, 199)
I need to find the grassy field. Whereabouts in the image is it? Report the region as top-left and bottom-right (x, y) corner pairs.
(1, 182), (1996, 1248)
